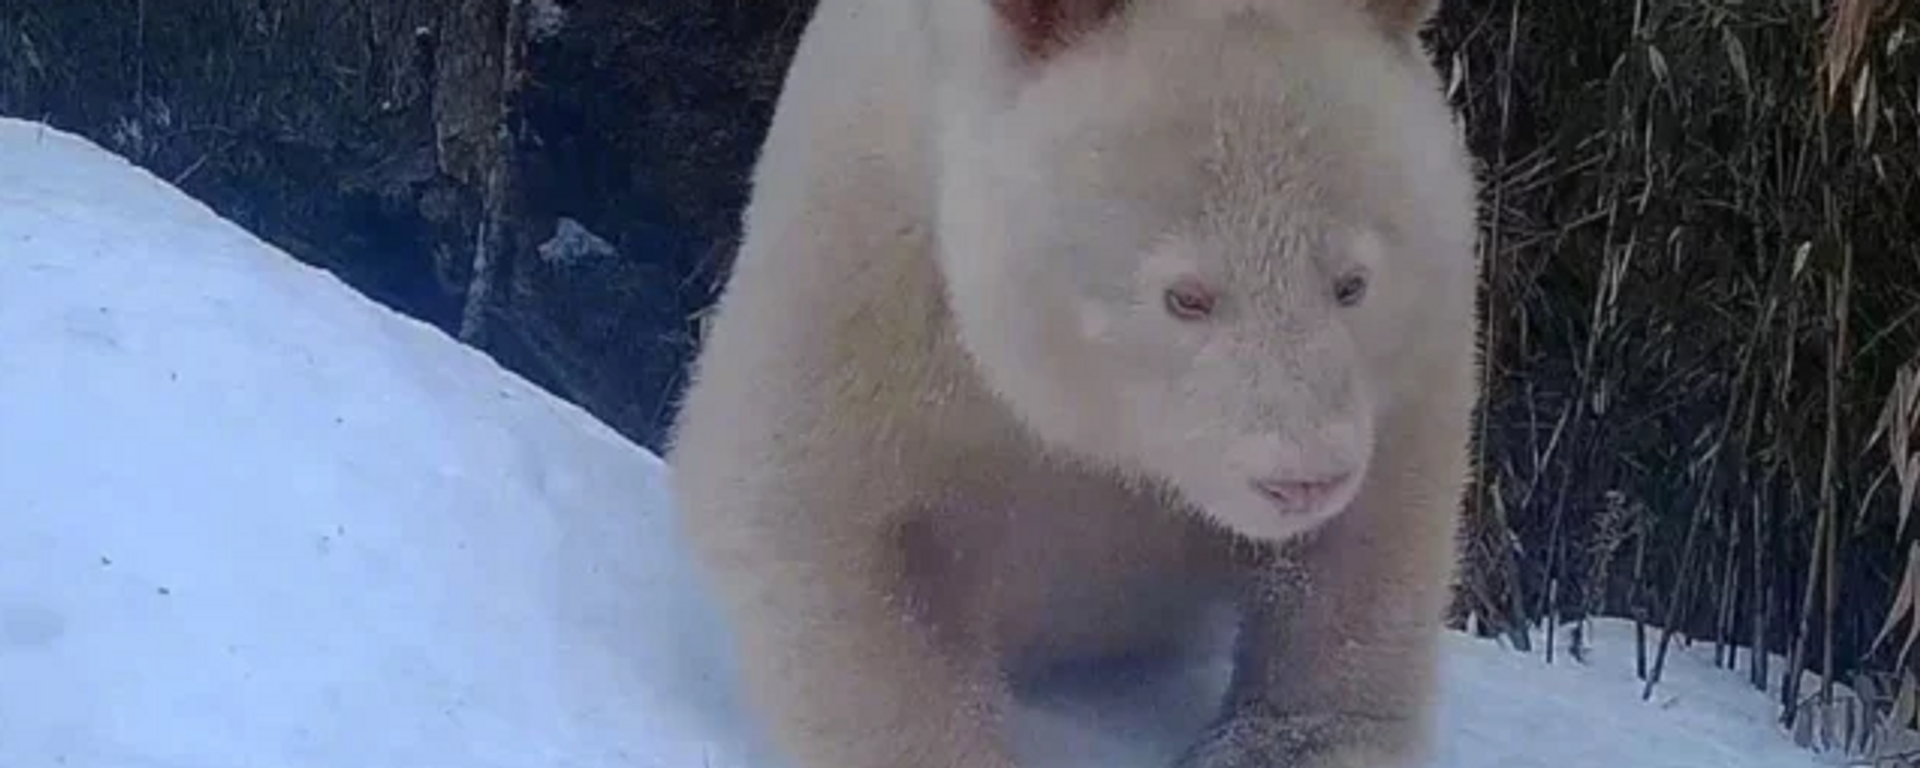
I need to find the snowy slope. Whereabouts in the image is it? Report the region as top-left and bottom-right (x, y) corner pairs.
(0, 117), (1836, 768)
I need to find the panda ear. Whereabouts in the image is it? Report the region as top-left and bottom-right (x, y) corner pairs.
(1359, 0), (1441, 40)
(990, 0), (1131, 61)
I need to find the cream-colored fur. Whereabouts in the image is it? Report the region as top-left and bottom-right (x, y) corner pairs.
(666, 0), (1480, 766)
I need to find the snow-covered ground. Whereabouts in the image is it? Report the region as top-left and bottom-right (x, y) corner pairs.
(0, 117), (1843, 768)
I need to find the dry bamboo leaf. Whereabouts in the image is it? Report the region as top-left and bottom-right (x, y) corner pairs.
(1871, 543), (1919, 654)
(1447, 51), (1467, 102)
(1903, 453), (1920, 537)
(1898, 451), (1913, 513)
(1794, 241), (1814, 279)
(1889, 394), (1902, 445)
(1897, 376), (1916, 458)
(1647, 44), (1669, 86)
(1909, 368), (1920, 408)
(1893, 673), (1917, 730)
(1906, 368), (1920, 422)
(1722, 25), (1751, 99)
(1823, 0), (1886, 108)
(1854, 63), (1878, 146)
(1892, 368), (1920, 537)
(1869, 367), (1907, 449)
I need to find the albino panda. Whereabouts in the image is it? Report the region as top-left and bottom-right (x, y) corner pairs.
(665, 0), (1482, 766)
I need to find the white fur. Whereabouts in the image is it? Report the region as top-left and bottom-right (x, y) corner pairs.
(929, 0), (1474, 537)
(667, 0), (1480, 766)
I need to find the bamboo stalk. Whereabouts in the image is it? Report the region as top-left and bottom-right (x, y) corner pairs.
(1822, 241), (1855, 704)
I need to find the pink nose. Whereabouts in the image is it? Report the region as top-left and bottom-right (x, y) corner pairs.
(1252, 473), (1352, 514)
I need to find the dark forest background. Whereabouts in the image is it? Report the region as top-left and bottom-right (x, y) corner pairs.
(4, 0), (1918, 758)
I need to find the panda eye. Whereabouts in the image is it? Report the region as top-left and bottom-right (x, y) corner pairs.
(1333, 271), (1369, 307)
(1163, 280), (1216, 320)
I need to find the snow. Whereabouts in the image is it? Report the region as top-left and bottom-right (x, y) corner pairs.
(0, 116), (1840, 768)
